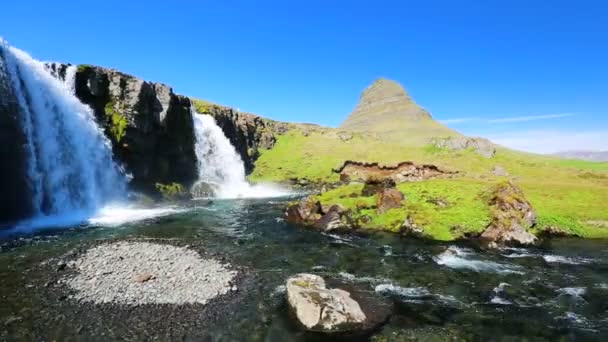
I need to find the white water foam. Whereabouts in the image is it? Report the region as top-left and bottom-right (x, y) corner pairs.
(87, 205), (185, 227)
(191, 112), (290, 199)
(375, 284), (433, 298)
(557, 287), (587, 298)
(543, 255), (593, 265)
(490, 282), (513, 305)
(339, 272), (391, 284)
(4, 204), (184, 234)
(1, 41), (126, 226)
(436, 246), (524, 274)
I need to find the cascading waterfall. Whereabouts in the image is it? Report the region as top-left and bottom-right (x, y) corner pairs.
(191, 111), (287, 199)
(0, 41), (126, 224)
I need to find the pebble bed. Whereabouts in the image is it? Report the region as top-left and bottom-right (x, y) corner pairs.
(65, 241), (237, 305)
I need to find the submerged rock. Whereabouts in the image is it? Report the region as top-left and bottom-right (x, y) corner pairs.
(480, 181), (537, 247)
(286, 274), (366, 333)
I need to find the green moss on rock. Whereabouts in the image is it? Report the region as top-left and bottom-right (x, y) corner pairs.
(155, 182), (189, 201)
(104, 100), (128, 142)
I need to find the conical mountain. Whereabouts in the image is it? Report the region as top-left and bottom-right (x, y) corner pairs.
(340, 78), (459, 143)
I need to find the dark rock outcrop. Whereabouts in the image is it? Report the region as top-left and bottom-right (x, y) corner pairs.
(480, 181), (537, 247)
(285, 196), (323, 226)
(313, 204), (349, 231)
(335, 160), (453, 183)
(361, 178), (396, 196)
(51, 64), (198, 195)
(376, 188), (405, 214)
(0, 48), (32, 222)
(76, 65), (198, 194)
(285, 197), (351, 232)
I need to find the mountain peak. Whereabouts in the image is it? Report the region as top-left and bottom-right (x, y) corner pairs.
(340, 78), (433, 132)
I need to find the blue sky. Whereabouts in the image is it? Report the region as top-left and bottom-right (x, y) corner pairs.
(3, 0), (607, 153)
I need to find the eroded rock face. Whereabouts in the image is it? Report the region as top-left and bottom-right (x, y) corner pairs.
(432, 137), (496, 158)
(286, 274), (366, 332)
(480, 181), (537, 247)
(335, 161), (453, 183)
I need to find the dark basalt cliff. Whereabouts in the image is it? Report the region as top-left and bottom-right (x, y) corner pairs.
(49, 63), (198, 194)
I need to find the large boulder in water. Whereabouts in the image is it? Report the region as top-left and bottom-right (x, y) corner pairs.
(286, 274), (392, 334)
(480, 181), (537, 247)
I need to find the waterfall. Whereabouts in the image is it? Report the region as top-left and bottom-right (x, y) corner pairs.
(0, 41), (126, 223)
(191, 111), (287, 199)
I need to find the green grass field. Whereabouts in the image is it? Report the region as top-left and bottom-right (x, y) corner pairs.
(249, 126), (608, 240)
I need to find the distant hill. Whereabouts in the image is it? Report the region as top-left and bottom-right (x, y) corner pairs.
(339, 78), (459, 143)
(553, 151), (608, 162)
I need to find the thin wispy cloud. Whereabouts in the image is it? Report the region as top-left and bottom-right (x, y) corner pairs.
(488, 113), (576, 123)
(485, 130), (608, 154)
(439, 113), (578, 125)
(439, 117), (475, 124)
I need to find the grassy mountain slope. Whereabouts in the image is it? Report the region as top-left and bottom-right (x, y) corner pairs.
(248, 78), (608, 240)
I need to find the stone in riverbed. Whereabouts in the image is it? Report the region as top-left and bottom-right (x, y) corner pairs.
(286, 274), (366, 332)
(285, 196), (323, 225)
(313, 204), (349, 232)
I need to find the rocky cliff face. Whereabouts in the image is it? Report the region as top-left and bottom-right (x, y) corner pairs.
(0, 48), (32, 223)
(49, 64), (198, 194)
(83, 65), (198, 193)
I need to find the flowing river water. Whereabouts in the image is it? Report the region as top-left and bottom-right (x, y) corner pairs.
(1, 198), (607, 341)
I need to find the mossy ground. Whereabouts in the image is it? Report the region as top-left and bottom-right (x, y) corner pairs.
(250, 127), (608, 240)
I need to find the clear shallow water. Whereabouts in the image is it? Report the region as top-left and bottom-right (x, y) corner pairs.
(1, 197), (608, 340)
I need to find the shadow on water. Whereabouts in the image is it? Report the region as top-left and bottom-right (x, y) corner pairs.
(1, 197), (608, 340)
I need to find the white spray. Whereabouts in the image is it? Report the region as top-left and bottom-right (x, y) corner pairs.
(191, 111), (287, 199)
